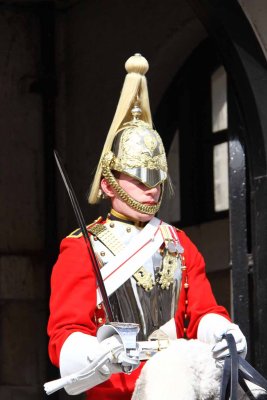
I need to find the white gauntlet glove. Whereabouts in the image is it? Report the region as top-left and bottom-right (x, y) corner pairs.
(197, 314), (247, 361)
(44, 326), (140, 396)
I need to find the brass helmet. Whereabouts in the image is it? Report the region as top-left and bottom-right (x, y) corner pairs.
(88, 54), (168, 215)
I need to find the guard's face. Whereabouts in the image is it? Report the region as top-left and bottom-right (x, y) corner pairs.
(101, 173), (161, 222)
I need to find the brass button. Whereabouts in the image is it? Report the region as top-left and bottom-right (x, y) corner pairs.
(110, 222), (115, 228)
(184, 282), (189, 289)
(100, 251), (105, 257)
(98, 317), (103, 324)
(126, 227), (131, 233)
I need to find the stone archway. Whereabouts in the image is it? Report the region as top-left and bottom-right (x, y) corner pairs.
(160, 0), (267, 374)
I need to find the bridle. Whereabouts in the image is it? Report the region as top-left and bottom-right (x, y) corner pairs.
(220, 334), (267, 399)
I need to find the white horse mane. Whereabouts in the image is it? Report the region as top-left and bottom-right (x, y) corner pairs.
(132, 339), (265, 400)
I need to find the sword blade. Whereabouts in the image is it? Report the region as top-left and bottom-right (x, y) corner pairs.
(54, 150), (113, 322)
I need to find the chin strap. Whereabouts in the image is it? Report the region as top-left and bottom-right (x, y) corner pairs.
(220, 334), (267, 400)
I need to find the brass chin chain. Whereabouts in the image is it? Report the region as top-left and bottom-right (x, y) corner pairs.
(102, 153), (163, 215)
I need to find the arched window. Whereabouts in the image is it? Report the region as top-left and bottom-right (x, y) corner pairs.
(157, 40), (249, 317)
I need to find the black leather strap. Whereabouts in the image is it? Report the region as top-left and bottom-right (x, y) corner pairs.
(239, 357), (267, 398)
(220, 356), (231, 400)
(220, 334), (267, 400)
(220, 334), (238, 400)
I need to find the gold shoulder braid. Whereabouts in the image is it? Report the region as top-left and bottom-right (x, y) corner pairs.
(67, 217), (103, 238)
(89, 223), (123, 255)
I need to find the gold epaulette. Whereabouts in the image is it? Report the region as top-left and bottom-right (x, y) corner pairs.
(67, 217), (103, 238)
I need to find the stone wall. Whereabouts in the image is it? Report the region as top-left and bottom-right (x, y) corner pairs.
(239, 0), (267, 59)
(0, 6), (47, 399)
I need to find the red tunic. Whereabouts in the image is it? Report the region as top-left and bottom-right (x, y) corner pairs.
(47, 223), (230, 400)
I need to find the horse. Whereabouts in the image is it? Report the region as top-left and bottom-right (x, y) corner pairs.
(132, 339), (267, 400)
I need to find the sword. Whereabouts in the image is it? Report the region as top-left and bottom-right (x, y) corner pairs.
(54, 150), (114, 322)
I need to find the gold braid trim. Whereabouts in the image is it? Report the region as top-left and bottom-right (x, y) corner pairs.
(102, 152), (163, 215)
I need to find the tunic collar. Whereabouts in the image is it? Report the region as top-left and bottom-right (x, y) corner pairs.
(107, 208), (147, 228)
